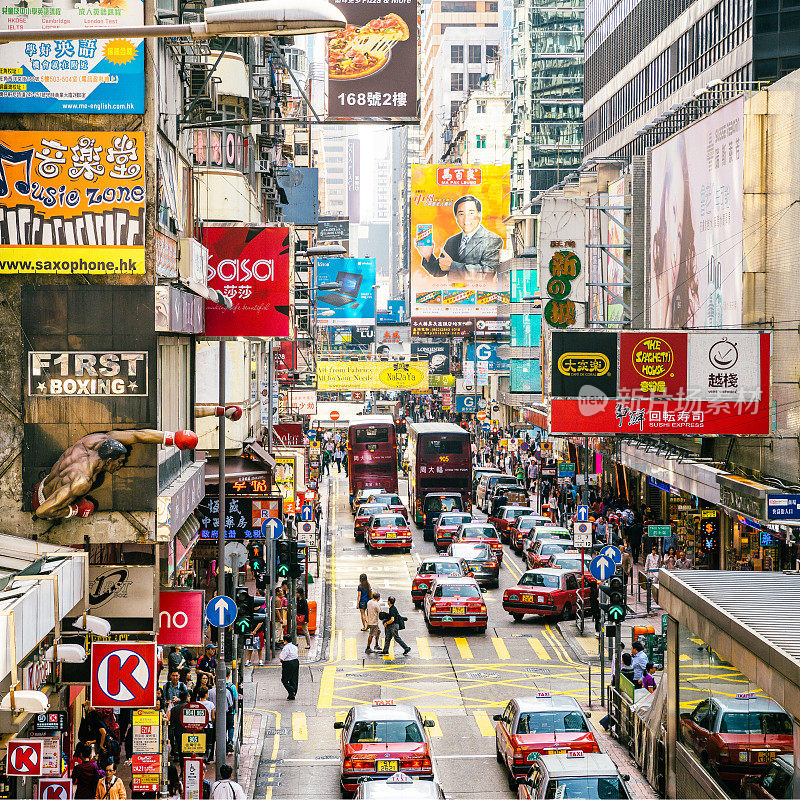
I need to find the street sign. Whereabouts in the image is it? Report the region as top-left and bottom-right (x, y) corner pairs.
(158, 590), (204, 647)
(181, 702), (209, 733)
(330, 410), (340, 421)
(131, 754), (161, 793)
(573, 521), (592, 549)
(476, 410), (487, 421)
(224, 541), (248, 568)
(558, 461), (576, 478)
(181, 733), (207, 754)
(599, 545), (622, 564)
(648, 524), (672, 537)
(576, 505), (589, 522)
(261, 517), (284, 540)
(298, 520), (315, 545)
(8, 739), (43, 776)
(589, 555), (615, 582)
(37, 778), (72, 799)
(205, 595), (237, 628)
(481, 422), (491, 433)
(91, 642), (157, 708)
(183, 757), (203, 800)
(132, 709), (161, 754)
(32, 712), (67, 734)
(300, 504), (314, 522)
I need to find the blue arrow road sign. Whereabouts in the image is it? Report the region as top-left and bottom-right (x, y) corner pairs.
(600, 545), (622, 564)
(300, 505), (313, 522)
(576, 505), (589, 522)
(261, 518), (285, 540)
(206, 595), (237, 628)
(481, 423), (491, 433)
(590, 555), (615, 582)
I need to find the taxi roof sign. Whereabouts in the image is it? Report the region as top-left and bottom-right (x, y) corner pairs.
(373, 699), (395, 706)
(536, 691), (551, 698)
(386, 773), (413, 784)
(567, 750), (585, 758)
(736, 692), (758, 700)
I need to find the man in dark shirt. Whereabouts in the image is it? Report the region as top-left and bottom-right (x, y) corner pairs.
(168, 689), (189, 759)
(72, 743), (104, 799)
(381, 596), (411, 656)
(196, 643), (217, 684)
(163, 670), (188, 704)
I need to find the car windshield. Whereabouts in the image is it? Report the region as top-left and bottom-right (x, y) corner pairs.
(544, 777), (628, 799)
(719, 712), (793, 735)
(349, 720), (424, 744)
(376, 495), (402, 505)
(541, 543), (567, 555)
(358, 505), (384, 516)
(517, 711), (588, 734)
(441, 514), (470, 525)
(426, 496), (462, 513)
(519, 573), (560, 588)
(556, 559), (582, 570)
(463, 526), (497, 538)
(419, 561), (462, 576)
(451, 545), (490, 560)
(374, 516), (406, 528)
(518, 519), (538, 531)
(507, 508), (534, 519)
(435, 584), (481, 599)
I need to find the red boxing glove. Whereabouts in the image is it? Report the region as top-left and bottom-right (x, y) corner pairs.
(225, 405), (243, 421)
(165, 430), (198, 450)
(67, 498), (96, 518)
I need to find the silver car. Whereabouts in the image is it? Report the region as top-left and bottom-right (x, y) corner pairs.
(355, 772), (446, 798)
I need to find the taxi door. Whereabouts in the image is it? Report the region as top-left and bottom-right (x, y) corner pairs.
(495, 700), (517, 767)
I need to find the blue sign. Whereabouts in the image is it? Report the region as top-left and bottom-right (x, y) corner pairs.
(558, 462), (576, 478)
(599, 545), (622, 564)
(377, 299), (405, 323)
(648, 476), (679, 496)
(590, 555), (615, 582)
(308, 430), (317, 441)
(317, 257), (376, 325)
(261, 518), (284, 540)
(767, 494), (800, 521)
(455, 395), (478, 413)
(481, 423), (491, 433)
(466, 342), (510, 372)
(300, 505), (313, 522)
(206, 596), (237, 628)
(576, 505), (589, 522)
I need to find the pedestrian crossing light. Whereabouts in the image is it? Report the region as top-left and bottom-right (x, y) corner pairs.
(277, 540), (290, 577)
(608, 574), (626, 622)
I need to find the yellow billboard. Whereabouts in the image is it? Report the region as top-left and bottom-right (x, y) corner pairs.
(410, 164), (510, 319)
(317, 361), (429, 392)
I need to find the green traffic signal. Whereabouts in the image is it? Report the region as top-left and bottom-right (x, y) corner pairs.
(608, 604), (625, 622)
(607, 574), (626, 622)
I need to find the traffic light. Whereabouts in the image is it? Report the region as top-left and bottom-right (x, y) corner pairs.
(277, 540), (290, 578)
(235, 589), (254, 635)
(248, 542), (265, 574)
(607, 574), (626, 622)
(288, 542), (303, 579)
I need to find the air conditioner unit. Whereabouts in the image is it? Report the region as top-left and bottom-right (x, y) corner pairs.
(254, 160), (271, 173)
(178, 237), (208, 285)
(187, 64), (217, 112)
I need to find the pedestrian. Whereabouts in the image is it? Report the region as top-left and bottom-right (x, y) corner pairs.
(381, 596), (411, 656)
(191, 673), (211, 703)
(296, 587), (311, 648)
(72, 744), (105, 800)
(620, 651), (636, 685)
(644, 545), (661, 583)
(243, 608), (264, 667)
(631, 640), (648, 681)
(225, 671), (238, 750)
(357, 573), (371, 631)
(196, 643), (217, 685)
(676, 550), (692, 569)
(163, 670), (187, 704)
(95, 760), (126, 800)
(196, 685), (215, 763)
(167, 646), (184, 676)
(365, 591), (382, 653)
(210, 764), (246, 800)
(621, 547), (633, 595)
(334, 446), (344, 473)
(627, 516), (643, 564)
(279, 634), (300, 700)
(79, 701), (109, 761)
(168, 690), (189, 760)
(663, 546), (677, 570)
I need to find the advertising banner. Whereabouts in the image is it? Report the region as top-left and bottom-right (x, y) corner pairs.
(551, 331), (618, 398)
(316, 257), (376, 325)
(465, 342), (509, 372)
(276, 167), (319, 226)
(454, 395), (478, 413)
(317, 219), (349, 241)
(410, 342), (450, 375)
(376, 324), (410, 355)
(0, 131), (145, 274)
(202, 226), (292, 337)
(197, 496), (280, 541)
(619, 332), (688, 398)
(317, 360), (429, 391)
(157, 591), (204, 647)
(327, 0), (417, 121)
(411, 317), (475, 337)
(0, 5), (143, 114)
(378, 299), (405, 323)
(289, 389), (317, 416)
(650, 97), (744, 328)
(410, 165), (510, 319)
(88, 566), (154, 632)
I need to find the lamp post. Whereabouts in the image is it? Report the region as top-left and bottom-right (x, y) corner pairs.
(371, 284), (380, 356)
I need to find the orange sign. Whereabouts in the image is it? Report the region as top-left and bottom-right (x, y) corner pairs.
(330, 410), (340, 421)
(476, 411), (487, 421)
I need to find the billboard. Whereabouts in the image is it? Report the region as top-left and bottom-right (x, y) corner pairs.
(376, 324), (410, 355)
(202, 226), (292, 338)
(411, 317), (474, 337)
(549, 330), (770, 435)
(465, 342), (509, 372)
(327, 1), (418, 121)
(317, 361), (428, 391)
(0, 131), (145, 274)
(410, 165), (510, 319)
(411, 342), (450, 375)
(650, 97), (744, 328)
(316, 257), (376, 325)
(317, 219), (349, 241)
(0, 4), (143, 114)
(276, 167), (319, 226)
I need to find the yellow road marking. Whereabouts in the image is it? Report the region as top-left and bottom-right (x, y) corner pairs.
(319, 665), (336, 708)
(344, 637), (357, 661)
(528, 637), (551, 661)
(503, 555), (523, 580)
(472, 708), (496, 737)
(454, 638), (474, 660)
(492, 637), (510, 660)
(416, 637), (432, 660)
(292, 712), (308, 740)
(423, 712), (443, 737)
(264, 710), (281, 800)
(679, 654), (690, 661)
(383, 639), (395, 661)
(544, 625), (574, 664)
(336, 710), (347, 723)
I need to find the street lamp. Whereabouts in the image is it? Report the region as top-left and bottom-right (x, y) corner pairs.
(306, 244), (347, 257)
(0, 0), (346, 42)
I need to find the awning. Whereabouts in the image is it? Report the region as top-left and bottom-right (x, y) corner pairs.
(246, 440), (276, 469)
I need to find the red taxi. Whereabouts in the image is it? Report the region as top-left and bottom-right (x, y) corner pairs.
(335, 700), (436, 796)
(509, 515), (553, 556)
(411, 556), (468, 608)
(494, 694), (599, 784)
(489, 506), (537, 543)
(423, 576), (487, 633)
(455, 522), (504, 564)
(365, 513), (412, 553)
(526, 539), (570, 570)
(433, 512), (473, 551)
(503, 569), (589, 621)
(372, 493), (409, 520)
(353, 502), (389, 541)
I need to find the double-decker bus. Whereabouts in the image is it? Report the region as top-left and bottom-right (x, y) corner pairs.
(407, 422), (472, 526)
(347, 415), (398, 505)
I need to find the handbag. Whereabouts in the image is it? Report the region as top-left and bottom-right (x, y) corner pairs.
(297, 614), (306, 624)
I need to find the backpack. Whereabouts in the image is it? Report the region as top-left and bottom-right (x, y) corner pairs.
(104, 733), (121, 762)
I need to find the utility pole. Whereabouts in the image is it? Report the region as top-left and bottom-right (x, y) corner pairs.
(215, 340), (227, 780)
(583, 435), (590, 505)
(267, 339), (277, 659)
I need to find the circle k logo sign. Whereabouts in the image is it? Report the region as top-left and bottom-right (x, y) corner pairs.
(90, 642), (157, 708)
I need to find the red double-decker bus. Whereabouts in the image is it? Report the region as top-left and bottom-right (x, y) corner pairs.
(407, 422), (472, 526)
(347, 415), (398, 505)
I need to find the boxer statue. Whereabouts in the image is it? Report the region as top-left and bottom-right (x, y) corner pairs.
(32, 428), (198, 520)
(194, 404), (243, 421)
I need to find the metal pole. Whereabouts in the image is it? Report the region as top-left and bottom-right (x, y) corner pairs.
(289, 516), (298, 644)
(215, 340), (227, 779)
(600, 627), (605, 708)
(583, 435), (590, 505)
(230, 565), (238, 780)
(267, 536), (276, 660)
(268, 340), (274, 454)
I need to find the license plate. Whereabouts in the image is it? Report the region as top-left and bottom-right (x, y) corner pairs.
(387, 532), (396, 538)
(756, 751), (776, 764)
(451, 606), (465, 615)
(521, 594), (535, 603)
(375, 760), (399, 773)
(545, 749), (567, 755)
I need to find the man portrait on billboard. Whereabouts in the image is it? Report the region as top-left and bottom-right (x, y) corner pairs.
(416, 195), (502, 280)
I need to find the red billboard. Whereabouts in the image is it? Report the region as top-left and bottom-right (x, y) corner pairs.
(618, 332), (688, 397)
(202, 226), (292, 337)
(90, 642), (157, 708)
(157, 590), (204, 646)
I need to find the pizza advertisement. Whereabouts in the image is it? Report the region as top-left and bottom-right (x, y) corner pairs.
(326, 0), (418, 121)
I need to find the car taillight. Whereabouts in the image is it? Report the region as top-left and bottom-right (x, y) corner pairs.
(352, 758), (373, 770)
(513, 749), (527, 765)
(343, 757), (352, 770)
(430, 604), (437, 612)
(485, 561), (497, 568)
(480, 605), (486, 613)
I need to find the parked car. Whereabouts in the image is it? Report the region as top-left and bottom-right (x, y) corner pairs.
(502, 569), (590, 622)
(744, 755), (794, 799)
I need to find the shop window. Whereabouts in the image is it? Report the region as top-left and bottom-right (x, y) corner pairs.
(510, 313), (541, 347)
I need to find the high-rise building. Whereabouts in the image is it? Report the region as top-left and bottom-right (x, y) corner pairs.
(420, 0), (499, 162)
(321, 124), (349, 218)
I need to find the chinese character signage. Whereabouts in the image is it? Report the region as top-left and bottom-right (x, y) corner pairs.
(327, 1), (418, 121)
(411, 317), (475, 337)
(202, 226), (293, 338)
(410, 165), (510, 320)
(317, 360), (429, 391)
(316, 257), (376, 326)
(376, 324), (410, 355)
(0, 1), (144, 114)
(0, 131), (144, 274)
(197, 496), (280, 540)
(650, 97), (744, 327)
(619, 332), (687, 397)
(551, 331), (617, 398)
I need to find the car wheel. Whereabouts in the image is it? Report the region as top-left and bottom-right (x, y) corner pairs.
(413, 600), (421, 609)
(561, 602), (572, 621)
(508, 766), (519, 791)
(512, 613), (524, 623)
(425, 618), (433, 633)
(496, 744), (503, 764)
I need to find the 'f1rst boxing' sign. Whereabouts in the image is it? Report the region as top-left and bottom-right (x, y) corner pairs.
(28, 351), (149, 397)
